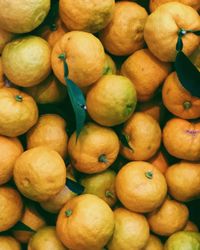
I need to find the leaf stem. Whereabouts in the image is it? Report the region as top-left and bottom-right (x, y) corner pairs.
(98, 154), (108, 163)
(65, 209), (72, 217)
(145, 171), (153, 179)
(15, 95), (23, 102)
(58, 53), (66, 60)
(50, 23), (57, 31)
(178, 28), (186, 36)
(183, 101), (192, 110)
(105, 190), (114, 199)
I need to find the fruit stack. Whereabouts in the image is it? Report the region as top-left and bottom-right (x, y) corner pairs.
(0, 0), (199, 249)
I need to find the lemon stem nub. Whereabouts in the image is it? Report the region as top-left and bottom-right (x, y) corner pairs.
(178, 28), (187, 37)
(98, 154), (108, 163)
(103, 66), (110, 75)
(65, 209), (72, 217)
(15, 95), (23, 102)
(50, 23), (57, 31)
(58, 53), (66, 60)
(105, 190), (114, 199)
(145, 171), (153, 179)
(183, 101), (192, 110)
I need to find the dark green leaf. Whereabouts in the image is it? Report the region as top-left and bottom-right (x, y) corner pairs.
(66, 178), (85, 195)
(176, 36), (183, 52)
(175, 51), (200, 98)
(114, 124), (133, 151)
(44, 1), (59, 27)
(66, 79), (86, 137)
(12, 221), (35, 232)
(118, 132), (133, 151)
(50, 23), (57, 31)
(60, 55), (86, 138)
(31, 0), (59, 35)
(191, 30), (200, 36)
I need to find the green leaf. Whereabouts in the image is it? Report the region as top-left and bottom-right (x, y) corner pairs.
(114, 125), (133, 151)
(186, 30), (200, 36)
(31, 0), (59, 35)
(175, 51), (200, 98)
(174, 28), (200, 97)
(44, 0), (59, 27)
(116, 130), (133, 151)
(12, 221), (35, 232)
(119, 132), (133, 151)
(66, 178), (85, 195)
(193, 30), (200, 35)
(66, 79), (86, 137)
(59, 54), (86, 138)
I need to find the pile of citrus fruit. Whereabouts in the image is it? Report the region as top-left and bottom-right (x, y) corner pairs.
(0, 0), (200, 249)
